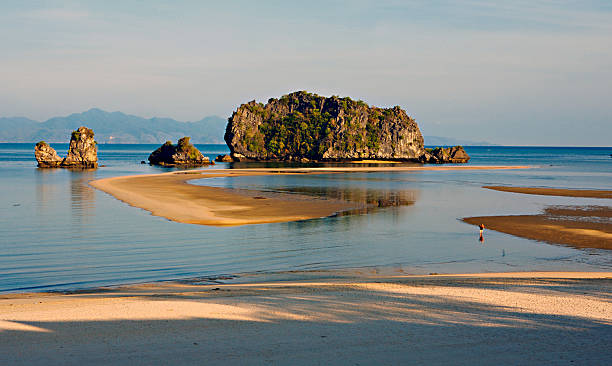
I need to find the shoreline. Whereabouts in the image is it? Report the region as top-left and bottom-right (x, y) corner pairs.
(2, 270), (611, 365)
(90, 165), (530, 227)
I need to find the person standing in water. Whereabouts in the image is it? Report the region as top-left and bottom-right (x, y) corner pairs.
(479, 224), (485, 242)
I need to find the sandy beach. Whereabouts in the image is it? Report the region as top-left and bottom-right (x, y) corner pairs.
(1, 271), (611, 365)
(90, 165), (529, 226)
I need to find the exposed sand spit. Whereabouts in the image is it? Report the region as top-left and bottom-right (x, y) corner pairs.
(90, 166), (529, 226)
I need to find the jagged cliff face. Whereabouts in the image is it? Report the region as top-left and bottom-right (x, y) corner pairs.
(225, 91), (425, 161)
(35, 126), (98, 168)
(62, 127), (98, 168)
(34, 141), (63, 167)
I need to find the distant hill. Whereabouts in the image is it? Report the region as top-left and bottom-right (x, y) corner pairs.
(0, 108), (227, 144)
(424, 135), (496, 146)
(0, 108), (495, 146)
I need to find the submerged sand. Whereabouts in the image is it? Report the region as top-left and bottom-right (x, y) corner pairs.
(1, 271), (611, 365)
(90, 166), (529, 226)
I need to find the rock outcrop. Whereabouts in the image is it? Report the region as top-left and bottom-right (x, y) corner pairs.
(35, 126), (98, 168)
(148, 137), (211, 166)
(225, 91), (469, 163)
(215, 154), (233, 162)
(421, 146), (470, 164)
(62, 127), (98, 168)
(34, 141), (63, 167)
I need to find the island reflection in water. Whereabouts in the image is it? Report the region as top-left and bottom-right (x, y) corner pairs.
(35, 168), (97, 226)
(69, 169), (96, 223)
(275, 185), (418, 217)
(195, 173), (419, 219)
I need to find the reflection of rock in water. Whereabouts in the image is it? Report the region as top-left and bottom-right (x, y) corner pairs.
(277, 186), (418, 215)
(278, 186), (418, 230)
(70, 169), (96, 221)
(35, 169), (59, 210)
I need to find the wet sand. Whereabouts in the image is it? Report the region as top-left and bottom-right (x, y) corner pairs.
(466, 186), (612, 250)
(90, 166), (529, 226)
(484, 186), (612, 199)
(1, 271), (611, 365)
(464, 206), (612, 250)
(91, 170), (355, 226)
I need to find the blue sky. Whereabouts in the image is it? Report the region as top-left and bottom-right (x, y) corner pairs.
(1, 1), (611, 145)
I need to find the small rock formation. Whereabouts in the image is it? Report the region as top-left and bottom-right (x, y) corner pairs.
(62, 127), (98, 168)
(225, 91), (469, 163)
(35, 126), (98, 168)
(421, 146), (470, 164)
(148, 137), (211, 166)
(215, 154), (233, 162)
(34, 141), (63, 167)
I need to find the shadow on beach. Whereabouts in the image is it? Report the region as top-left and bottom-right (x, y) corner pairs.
(2, 276), (611, 365)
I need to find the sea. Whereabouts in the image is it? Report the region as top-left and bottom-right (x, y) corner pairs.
(0, 144), (611, 293)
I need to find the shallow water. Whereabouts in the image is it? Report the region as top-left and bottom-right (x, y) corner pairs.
(0, 144), (611, 293)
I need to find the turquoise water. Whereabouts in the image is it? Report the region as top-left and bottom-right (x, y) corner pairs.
(0, 144), (611, 293)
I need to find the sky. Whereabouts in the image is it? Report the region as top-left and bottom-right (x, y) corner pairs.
(1, 1), (611, 146)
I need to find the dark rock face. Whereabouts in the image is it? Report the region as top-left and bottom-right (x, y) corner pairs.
(225, 91), (425, 162)
(62, 127), (98, 168)
(421, 146), (470, 164)
(34, 141), (63, 167)
(35, 126), (98, 168)
(148, 137), (211, 166)
(215, 154), (233, 162)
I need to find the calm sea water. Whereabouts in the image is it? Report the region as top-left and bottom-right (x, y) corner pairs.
(0, 144), (611, 293)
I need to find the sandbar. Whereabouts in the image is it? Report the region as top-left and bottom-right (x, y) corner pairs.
(484, 186), (612, 199)
(1, 271), (610, 365)
(465, 185), (612, 250)
(464, 206), (612, 250)
(90, 166), (529, 226)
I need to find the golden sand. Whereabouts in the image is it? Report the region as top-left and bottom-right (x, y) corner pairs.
(466, 187), (612, 250)
(90, 166), (530, 226)
(484, 186), (612, 199)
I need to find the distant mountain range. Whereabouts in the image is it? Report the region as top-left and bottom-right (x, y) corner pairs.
(424, 136), (497, 146)
(0, 108), (494, 146)
(0, 108), (227, 144)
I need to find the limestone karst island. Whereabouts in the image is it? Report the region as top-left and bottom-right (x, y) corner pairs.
(225, 91), (469, 164)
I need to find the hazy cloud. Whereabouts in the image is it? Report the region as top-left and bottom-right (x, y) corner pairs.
(1, 1), (610, 145)
(22, 8), (90, 21)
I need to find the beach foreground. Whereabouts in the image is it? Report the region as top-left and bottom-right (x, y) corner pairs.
(1, 271), (611, 365)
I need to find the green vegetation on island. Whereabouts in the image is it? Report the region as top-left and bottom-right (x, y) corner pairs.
(225, 91), (426, 161)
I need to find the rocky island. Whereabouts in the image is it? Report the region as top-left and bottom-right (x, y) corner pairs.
(35, 126), (98, 168)
(148, 137), (212, 166)
(225, 91), (469, 163)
